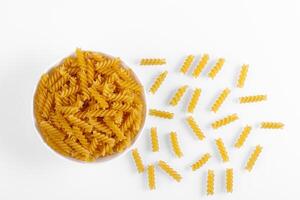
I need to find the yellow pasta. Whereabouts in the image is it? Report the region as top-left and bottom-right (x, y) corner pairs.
(211, 88), (231, 113)
(237, 64), (249, 88)
(211, 113), (239, 129)
(206, 169), (215, 195)
(147, 165), (156, 190)
(208, 58), (225, 79)
(226, 168), (233, 193)
(215, 138), (229, 162)
(192, 54), (209, 78)
(170, 132), (183, 158)
(234, 126), (252, 148)
(186, 116), (205, 140)
(180, 55), (195, 74)
(260, 122), (284, 129)
(169, 85), (188, 106)
(149, 109), (174, 119)
(131, 148), (145, 173)
(149, 71), (168, 94)
(158, 160), (182, 182)
(140, 58), (166, 65)
(245, 145), (263, 171)
(187, 88), (201, 113)
(150, 127), (159, 152)
(239, 95), (267, 103)
(191, 153), (211, 171)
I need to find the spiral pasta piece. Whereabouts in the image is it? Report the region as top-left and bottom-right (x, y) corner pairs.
(147, 165), (156, 190)
(170, 132), (183, 158)
(234, 126), (252, 148)
(206, 169), (215, 195)
(186, 116), (205, 140)
(215, 138), (229, 162)
(150, 127), (159, 152)
(187, 88), (201, 113)
(260, 122), (284, 129)
(237, 64), (249, 88)
(192, 54), (209, 78)
(226, 168), (233, 193)
(211, 113), (239, 129)
(245, 145), (263, 171)
(169, 85), (188, 106)
(239, 95), (267, 103)
(140, 58), (166, 65)
(149, 71), (168, 94)
(208, 58), (225, 79)
(158, 160), (182, 182)
(149, 109), (174, 119)
(191, 153), (211, 171)
(180, 55), (195, 74)
(131, 148), (145, 173)
(211, 88), (231, 113)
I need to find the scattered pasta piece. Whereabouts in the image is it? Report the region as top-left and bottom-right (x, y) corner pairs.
(226, 168), (233, 193)
(215, 138), (230, 162)
(149, 109), (174, 119)
(131, 148), (145, 173)
(187, 88), (201, 113)
(192, 54), (209, 78)
(206, 169), (215, 195)
(260, 122), (284, 129)
(149, 71), (168, 94)
(180, 55), (195, 74)
(140, 58), (166, 65)
(147, 165), (156, 190)
(169, 85), (188, 106)
(234, 126), (252, 148)
(186, 116), (205, 140)
(170, 132), (183, 158)
(208, 58), (225, 79)
(158, 160), (182, 182)
(150, 127), (159, 152)
(237, 64), (249, 88)
(245, 145), (263, 171)
(239, 95), (267, 103)
(191, 153), (211, 171)
(211, 88), (231, 113)
(211, 113), (239, 129)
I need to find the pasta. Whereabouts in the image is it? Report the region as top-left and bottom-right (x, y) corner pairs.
(206, 169), (215, 195)
(215, 138), (229, 162)
(170, 132), (183, 158)
(245, 145), (263, 171)
(147, 164), (156, 190)
(260, 122), (284, 129)
(149, 109), (174, 119)
(180, 55), (195, 74)
(192, 54), (209, 78)
(208, 58), (225, 79)
(140, 58), (166, 65)
(211, 113), (239, 129)
(239, 95), (267, 103)
(187, 88), (201, 113)
(150, 127), (159, 152)
(149, 71), (168, 94)
(131, 148), (145, 173)
(169, 85), (188, 106)
(211, 88), (231, 113)
(237, 64), (249, 88)
(191, 153), (211, 171)
(158, 160), (182, 182)
(234, 126), (252, 148)
(186, 116), (205, 140)
(226, 168), (233, 193)
(34, 48), (145, 161)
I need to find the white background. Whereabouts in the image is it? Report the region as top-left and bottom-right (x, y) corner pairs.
(0, 0), (300, 199)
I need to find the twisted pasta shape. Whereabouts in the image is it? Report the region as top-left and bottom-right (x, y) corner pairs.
(86, 109), (117, 118)
(169, 85), (188, 106)
(108, 92), (134, 103)
(95, 58), (120, 71)
(211, 88), (230, 113)
(170, 132), (183, 158)
(150, 127), (159, 152)
(208, 58), (225, 79)
(89, 87), (109, 109)
(237, 64), (249, 88)
(140, 58), (166, 65)
(211, 113), (239, 129)
(67, 115), (93, 132)
(42, 93), (54, 119)
(187, 88), (201, 113)
(112, 102), (133, 112)
(147, 165), (156, 190)
(215, 138), (229, 162)
(158, 160), (182, 182)
(239, 95), (267, 103)
(72, 127), (89, 148)
(191, 153), (211, 171)
(234, 126), (252, 148)
(180, 55), (195, 74)
(103, 117), (124, 140)
(131, 148), (145, 173)
(186, 116), (205, 140)
(92, 131), (115, 146)
(86, 59), (95, 85)
(192, 54), (209, 78)
(59, 106), (79, 115)
(65, 137), (90, 158)
(60, 85), (79, 98)
(245, 145), (263, 171)
(260, 122), (284, 129)
(226, 168), (233, 193)
(206, 170), (215, 195)
(149, 109), (174, 119)
(149, 71), (168, 94)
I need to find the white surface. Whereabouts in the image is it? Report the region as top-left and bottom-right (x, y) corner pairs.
(0, 0), (299, 199)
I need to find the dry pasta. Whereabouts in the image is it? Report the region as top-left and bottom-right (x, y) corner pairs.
(234, 126), (252, 148)
(237, 64), (249, 88)
(131, 148), (145, 173)
(147, 164), (156, 190)
(211, 88), (231, 113)
(140, 58), (166, 65)
(192, 54), (209, 78)
(149, 71), (168, 94)
(211, 113), (239, 129)
(169, 85), (188, 106)
(149, 109), (174, 119)
(215, 138), (229, 162)
(34, 48), (145, 162)
(150, 127), (159, 152)
(186, 116), (205, 140)
(187, 88), (201, 113)
(207, 169), (215, 195)
(180, 55), (195, 74)
(191, 153), (211, 171)
(208, 58), (225, 79)
(226, 168), (233, 193)
(239, 95), (267, 103)
(158, 160), (182, 182)
(245, 145), (263, 171)
(260, 122), (284, 129)
(170, 132), (183, 158)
